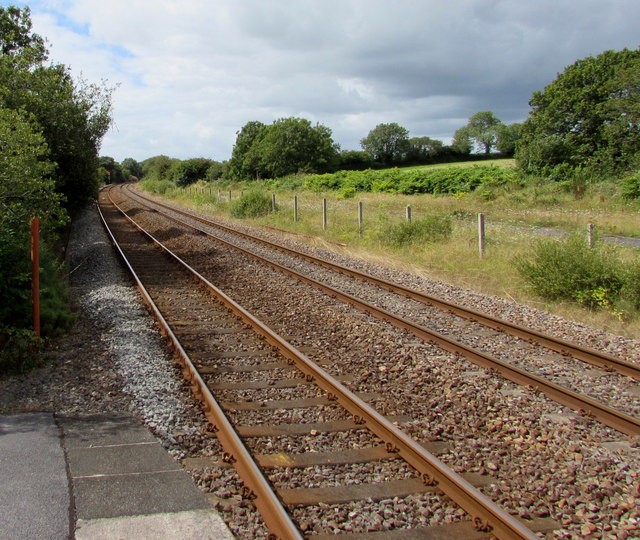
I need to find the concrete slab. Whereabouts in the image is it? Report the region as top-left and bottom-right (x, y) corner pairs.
(67, 442), (181, 477)
(75, 509), (234, 540)
(58, 414), (157, 448)
(73, 470), (212, 519)
(0, 413), (71, 540)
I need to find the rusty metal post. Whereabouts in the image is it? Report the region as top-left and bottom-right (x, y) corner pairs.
(31, 218), (40, 337)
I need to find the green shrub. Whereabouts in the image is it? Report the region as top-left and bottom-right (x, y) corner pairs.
(620, 261), (640, 310)
(140, 178), (176, 195)
(514, 235), (625, 305)
(0, 326), (44, 374)
(620, 171), (640, 199)
(380, 216), (453, 248)
(230, 191), (273, 218)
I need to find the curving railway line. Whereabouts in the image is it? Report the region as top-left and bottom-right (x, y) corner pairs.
(98, 184), (640, 538)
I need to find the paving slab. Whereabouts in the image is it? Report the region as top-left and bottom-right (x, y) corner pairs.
(0, 412), (71, 540)
(58, 414), (233, 537)
(75, 509), (234, 540)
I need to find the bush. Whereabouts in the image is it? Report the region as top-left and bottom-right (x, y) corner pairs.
(230, 191), (273, 218)
(0, 327), (44, 374)
(514, 235), (625, 306)
(140, 178), (176, 195)
(380, 216), (453, 248)
(620, 171), (640, 199)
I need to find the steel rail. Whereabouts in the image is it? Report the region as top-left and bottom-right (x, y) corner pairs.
(118, 185), (640, 437)
(106, 186), (539, 539)
(98, 189), (303, 540)
(125, 184), (640, 381)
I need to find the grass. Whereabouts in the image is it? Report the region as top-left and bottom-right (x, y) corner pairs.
(141, 170), (640, 340)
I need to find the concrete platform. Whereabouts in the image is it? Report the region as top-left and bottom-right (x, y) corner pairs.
(0, 412), (234, 539)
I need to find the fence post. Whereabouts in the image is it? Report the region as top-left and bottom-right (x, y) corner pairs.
(358, 201), (363, 236)
(272, 193), (276, 213)
(217, 189), (221, 202)
(478, 213), (485, 258)
(322, 198), (327, 231)
(31, 218), (40, 337)
(228, 189), (232, 201)
(294, 195), (299, 222)
(588, 223), (595, 249)
(406, 206), (412, 223)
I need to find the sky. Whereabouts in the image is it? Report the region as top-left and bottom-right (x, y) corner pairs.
(3, 0), (640, 163)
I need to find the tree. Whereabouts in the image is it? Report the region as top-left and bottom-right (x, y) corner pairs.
(121, 157), (143, 179)
(229, 118), (339, 179)
(98, 156), (127, 184)
(141, 155), (179, 181)
(457, 111), (503, 154)
(451, 126), (473, 154)
(360, 123), (410, 165)
(0, 6), (113, 213)
(227, 120), (266, 179)
(171, 157), (214, 187)
(516, 48), (640, 175)
(496, 123), (522, 156)
(407, 136), (444, 163)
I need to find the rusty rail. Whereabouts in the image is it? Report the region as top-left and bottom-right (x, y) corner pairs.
(120, 185), (640, 437)
(125, 184), (640, 382)
(103, 185), (540, 539)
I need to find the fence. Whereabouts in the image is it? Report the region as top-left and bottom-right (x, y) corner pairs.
(184, 186), (600, 256)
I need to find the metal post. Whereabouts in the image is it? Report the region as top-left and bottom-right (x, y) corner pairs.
(31, 218), (40, 337)
(406, 206), (412, 223)
(358, 201), (363, 236)
(478, 213), (485, 258)
(588, 223), (595, 249)
(294, 195), (298, 222)
(322, 198), (327, 231)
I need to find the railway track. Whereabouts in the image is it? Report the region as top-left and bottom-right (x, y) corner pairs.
(120, 184), (640, 437)
(97, 185), (561, 538)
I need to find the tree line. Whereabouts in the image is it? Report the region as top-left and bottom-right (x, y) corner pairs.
(131, 47), (639, 188)
(0, 6), (113, 371)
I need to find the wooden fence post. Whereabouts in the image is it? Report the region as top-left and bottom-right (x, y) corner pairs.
(358, 201), (363, 236)
(294, 195), (298, 222)
(588, 223), (595, 248)
(478, 213), (485, 258)
(322, 198), (327, 230)
(272, 193), (276, 213)
(406, 206), (412, 223)
(228, 189), (232, 201)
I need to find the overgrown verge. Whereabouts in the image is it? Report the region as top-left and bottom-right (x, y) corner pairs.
(515, 235), (640, 319)
(230, 191), (274, 218)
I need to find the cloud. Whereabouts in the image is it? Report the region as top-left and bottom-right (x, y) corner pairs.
(14, 0), (640, 161)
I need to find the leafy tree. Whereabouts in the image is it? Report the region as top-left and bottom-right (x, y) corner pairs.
(171, 157), (214, 187)
(98, 156), (127, 184)
(141, 155), (180, 181)
(457, 111), (503, 154)
(227, 120), (266, 179)
(407, 136), (445, 162)
(360, 123), (410, 165)
(205, 160), (227, 181)
(517, 48), (640, 175)
(496, 123), (522, 156)
(229, 118), (339, 179)
(0, 7), (113, 212)
(121, 157), (143, 179)
(451, 126), (473, 154)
